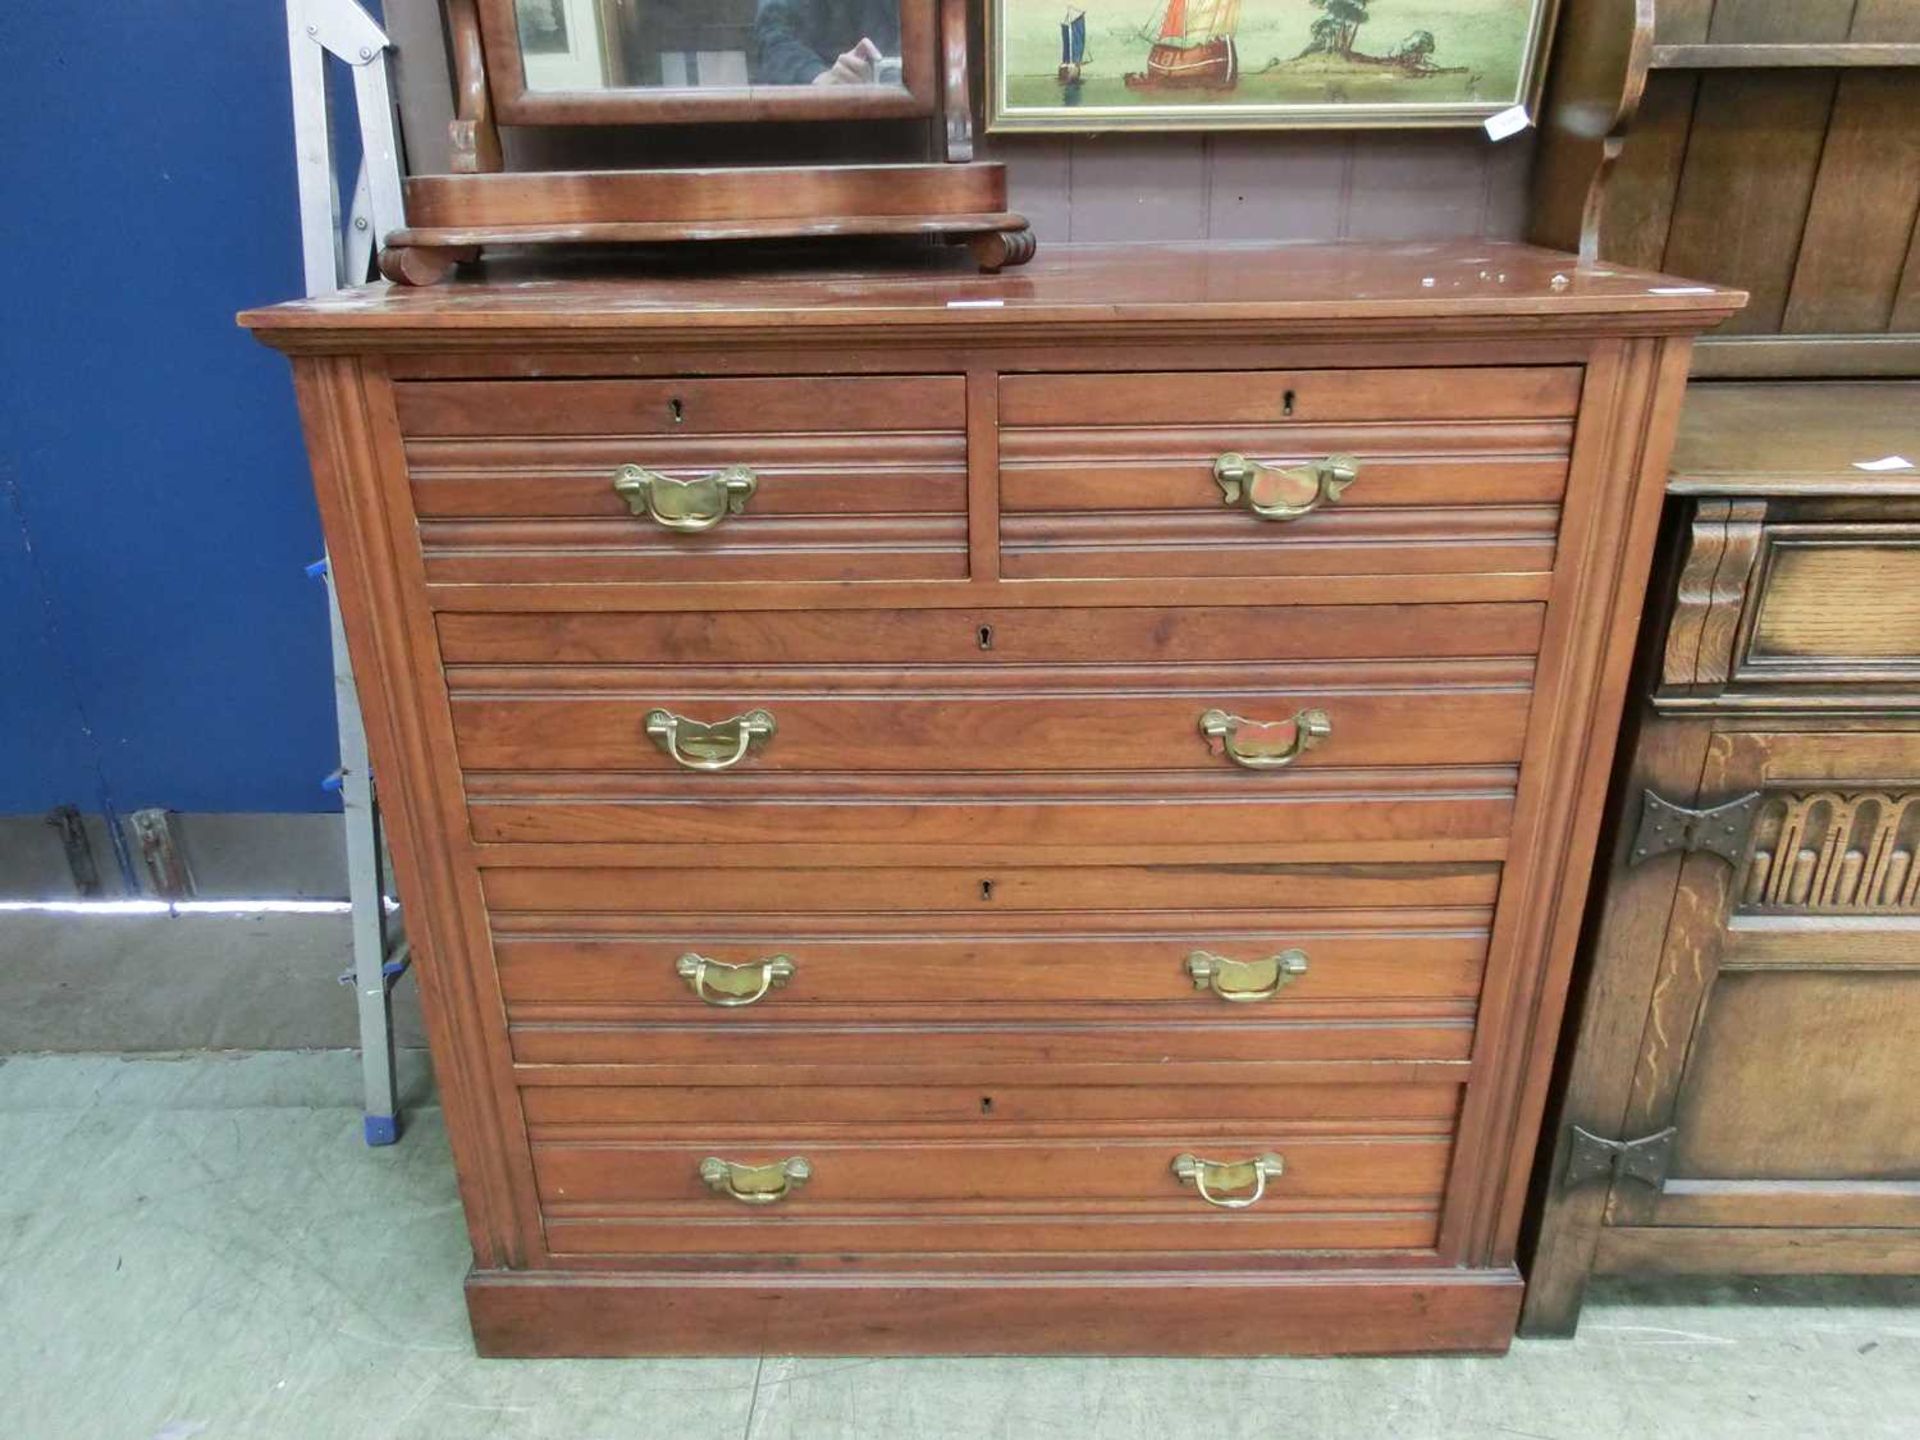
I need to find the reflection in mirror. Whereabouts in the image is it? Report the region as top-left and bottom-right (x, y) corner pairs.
(513, 0), (906, 91)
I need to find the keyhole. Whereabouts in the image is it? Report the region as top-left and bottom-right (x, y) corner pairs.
(1282, 389), (1297, 418)
(979, 1096), (994, 1115)
(980, 879), (995, 901)
(978, 624), (994, 651)
(668, 396), (685, 424)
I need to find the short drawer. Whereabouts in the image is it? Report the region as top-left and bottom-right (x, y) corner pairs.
(523, 1090), (1458, 1258)
(1664, 512), (1920, 702)
(395, 375), (966, 438)
(1737, 527), (1920, 688)
(397, 375), (967, 585)
(493, 905), (1492, 1019)
(999, 367), (1578, 582)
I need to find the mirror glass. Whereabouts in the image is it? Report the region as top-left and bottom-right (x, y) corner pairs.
(513, 0), (907, 90)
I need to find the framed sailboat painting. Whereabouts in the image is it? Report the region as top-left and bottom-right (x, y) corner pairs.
(989, 0), (1561, 131)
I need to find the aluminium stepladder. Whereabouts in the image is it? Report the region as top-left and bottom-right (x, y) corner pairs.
(285, 0), (413, 1145)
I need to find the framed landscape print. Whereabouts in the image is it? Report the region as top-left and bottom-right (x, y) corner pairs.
(989, 0), (1560, 132)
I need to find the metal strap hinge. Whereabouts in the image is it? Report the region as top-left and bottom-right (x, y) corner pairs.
(1629, 790), (1761, 867)
(1561, 1125), (1677, 1192)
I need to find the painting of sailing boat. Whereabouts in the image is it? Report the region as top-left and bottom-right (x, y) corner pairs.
(991, 0), (1559, 130)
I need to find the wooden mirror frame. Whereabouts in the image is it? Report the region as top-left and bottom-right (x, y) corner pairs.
(381, 0), (1034, 283)
(475, 0), (939, 125)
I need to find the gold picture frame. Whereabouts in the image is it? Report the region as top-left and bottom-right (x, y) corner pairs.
(988, 0), (1562, 133)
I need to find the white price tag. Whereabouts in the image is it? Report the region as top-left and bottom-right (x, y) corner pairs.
(1854, 455), (1915, 473)
(946, 299), (1005, 309)
(1483, 105), (1531, 141)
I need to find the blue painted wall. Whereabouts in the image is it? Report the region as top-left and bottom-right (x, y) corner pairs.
(0, 4), (338, 815)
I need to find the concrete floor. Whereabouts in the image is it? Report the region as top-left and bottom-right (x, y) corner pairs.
(0, 913), (425, 1053)
(3, 1053), (1918, 1440)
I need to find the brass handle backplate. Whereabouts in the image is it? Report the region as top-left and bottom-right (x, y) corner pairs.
(1199, 707), (1331, 770)
(1186, 949), (1309, 1003)
(612, 464), (757, 532)
(1213, 453), (1358, 522)
(676, 953), (795, 1007)
(699, 1155), (812, 1205)
(645, 708), (776, 772)
(1172, 1152), (1285, 1209)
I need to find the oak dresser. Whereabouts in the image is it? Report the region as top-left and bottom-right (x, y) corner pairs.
(242, 242), (1741, 1356)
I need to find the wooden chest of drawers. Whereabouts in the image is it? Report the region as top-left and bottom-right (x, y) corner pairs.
(243, 242), (1739, 1356)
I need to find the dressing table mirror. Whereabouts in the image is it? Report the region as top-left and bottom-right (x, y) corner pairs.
(381, 0), (1030, 281)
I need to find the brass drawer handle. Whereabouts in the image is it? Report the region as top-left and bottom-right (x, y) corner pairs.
(1213, 453), (1358, 522)
(645, 708), (776, 772)
(1199, 707), (1331, 770)
(1172, 1152), (1285, 1210)
(699, 1155), (811, 1205)
(612, 464), (757, 532)
(1186, 948), (1308, 1003)
(676, 953), (795, 1007)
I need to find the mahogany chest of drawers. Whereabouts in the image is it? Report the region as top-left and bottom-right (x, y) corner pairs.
(243, 241), (1740, 1356)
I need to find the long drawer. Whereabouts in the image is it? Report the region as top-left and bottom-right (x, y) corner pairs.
(524, 1083), (1459, 1259)
(999, 368), (1579, 582)
(436, 602), (1548, 667)
(397, 375), (968, 585)
(447, 604), (1536, 848)
(465, 769), (1519, 849)
(494, 906), (1490, 1018)
(448, 658), (1535, 774)
(509, 1016), (1474, 1067)
(481, 862), (1506, 915)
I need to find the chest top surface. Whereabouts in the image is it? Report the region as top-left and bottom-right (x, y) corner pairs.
(240, 240), (1743, 347)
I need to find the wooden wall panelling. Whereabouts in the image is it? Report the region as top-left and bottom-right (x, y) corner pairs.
(1205, 136), (1352, 243)
(1852, 1), (1920, 41)
(1344, 134), (1511, 241)
(1783, 72), (1920, 334)
(1654, 0), (1714, 46)
(1058, 136), (1211, 244)
(1705, 0), (1859, 43)
(1598, 71), (1698, 272)
(1662, 71), (1837, 334)
(1893, 214), (1920, 334)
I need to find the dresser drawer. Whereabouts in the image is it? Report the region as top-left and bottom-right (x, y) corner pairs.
(449, 658), (1533, 775)
(437, 602), (1547, 668)
(998, 368), (1583, 428)
(493, 905), (1491, 1019)
(1000, 368), (1577, 582)
(398, 376), (967, 585)
(509, 1015), (1473, 1068)
(526, 1098), (1456, 1258)
(482, 862), (1505, 915)
(466, 770), (1517, 849)
(395, 376), (966, 437)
